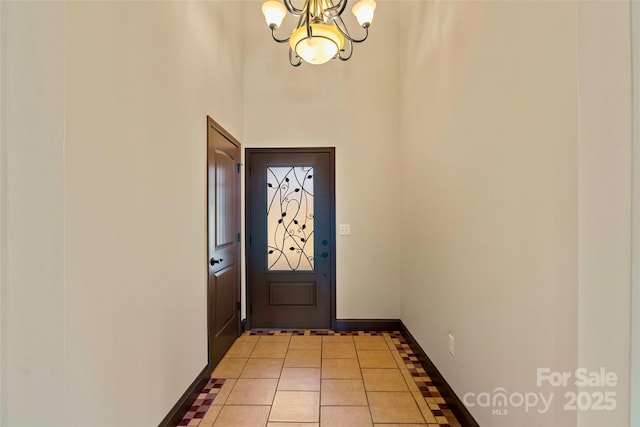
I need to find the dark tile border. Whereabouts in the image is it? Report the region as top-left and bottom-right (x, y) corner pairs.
(400, 322), (480, 427)
(157, 364), (212, 427)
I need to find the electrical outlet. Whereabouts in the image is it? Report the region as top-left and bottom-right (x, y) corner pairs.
(339, 224), (351, 235)
(448, 334), (455, 357)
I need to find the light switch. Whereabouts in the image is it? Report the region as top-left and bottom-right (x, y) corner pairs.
(339, 224), (351, 235)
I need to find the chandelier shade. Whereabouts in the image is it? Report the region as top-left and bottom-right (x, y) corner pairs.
(290, 24), (345, 65)
(261, 0), (377, 67)
(351, 0), (376, 26)
(262, 1), (288, 28)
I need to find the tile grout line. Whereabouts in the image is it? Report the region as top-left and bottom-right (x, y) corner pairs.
(263, 334), (281, 427)
(319, 336), (322, 426)
(359, 336), (376, 427)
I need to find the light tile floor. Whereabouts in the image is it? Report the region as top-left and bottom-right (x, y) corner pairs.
(179, 331), (461, 427)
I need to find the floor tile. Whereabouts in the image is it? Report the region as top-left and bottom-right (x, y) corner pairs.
(320, 406), (373, 427)
(251, 342), (289, 358)
(212, 405), (270, 427)
(391, 351), (409, 370)
(211, 358), (248, 379)
(322, 335), (354, 343)
(180, 330), (461, 427)
(278, 367), (321, 391)
(321, 358), (361, 379)
(382, 333), (396, 348)
(234, 335), (260, 344)
(269, 391), (320, 422)
(259, 335), (291, 343)
(198, 405), (222, 427)
(225, 378), (278, 405)
(211, 379), (236, 406)
(320, 379), (368, 406)
(357, 351), (397, 369)
(362, 369), (409, 392)
(354, 336), (389, 351)
(285, 349), (321, 368)
(224, 342), (256, 358)
(435, 415), (449, 424)
(240, 358), (284, 378)
(412, 391), (436, 423)
(400, 368), (420, 392)
(268, 424), (319, 427)
(373, 424), (426, 426)
(367, 392), (425, 424)
(290, 335), (322, 350)
(322, 342), (357, 358)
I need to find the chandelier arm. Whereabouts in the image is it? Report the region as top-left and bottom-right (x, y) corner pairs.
(289, 48), (303, 67)
(323, 0), (347, 18)
(334, 15), (369, 43)
(305, 2), (313, 38)
(297, 9), (308, 29)
(283, 0), (305, 15)
(271, 27), (291, 43)
(338, 39), (354, 61)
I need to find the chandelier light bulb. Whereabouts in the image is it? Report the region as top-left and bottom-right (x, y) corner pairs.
(261, 0), (287, 29)
(352, 0), (376, 27)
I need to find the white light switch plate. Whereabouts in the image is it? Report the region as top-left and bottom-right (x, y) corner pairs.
(339, 224), (351, 235)
(448, 334), (455, 357)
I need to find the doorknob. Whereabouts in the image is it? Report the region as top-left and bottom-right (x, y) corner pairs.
(210, 257), (223, 266)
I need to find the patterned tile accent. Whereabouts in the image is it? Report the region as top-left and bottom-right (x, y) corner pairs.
(177, 378), (225, 426)
(388, 331), (462, 427)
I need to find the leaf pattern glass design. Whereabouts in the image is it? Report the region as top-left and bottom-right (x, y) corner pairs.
(267, 166), (314, 271)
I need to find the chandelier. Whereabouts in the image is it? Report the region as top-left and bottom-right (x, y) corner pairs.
(261, 0), (377, 66)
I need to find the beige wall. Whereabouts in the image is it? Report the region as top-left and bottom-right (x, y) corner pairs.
(241, 1), (402, 320)
(0, 2), (66, 425)
(631, 2), (640, 424)
(0, 1), (244, 425)
(63, 2), (244, 424)
(577, 2), (632, 426)
(398, 1), (633, 426)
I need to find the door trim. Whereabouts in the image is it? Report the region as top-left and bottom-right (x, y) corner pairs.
(245, 147), (336, 329)
(206, 116), (242, 367)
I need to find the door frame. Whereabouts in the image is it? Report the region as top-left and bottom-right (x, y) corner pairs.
(245, 147), (336, 330)
(206, 116), (242, 368)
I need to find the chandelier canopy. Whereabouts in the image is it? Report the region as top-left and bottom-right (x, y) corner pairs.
(261, 0), (377, 66)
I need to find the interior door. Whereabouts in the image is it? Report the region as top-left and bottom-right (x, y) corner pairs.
(207, 117), (241, 368)
(246, 148), (335, 329)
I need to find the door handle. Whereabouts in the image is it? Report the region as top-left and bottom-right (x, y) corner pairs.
(210, 257), (223, 266)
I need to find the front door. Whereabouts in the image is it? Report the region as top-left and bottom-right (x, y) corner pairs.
(207, 117), (241, 368)
(246, 148), (335, 329)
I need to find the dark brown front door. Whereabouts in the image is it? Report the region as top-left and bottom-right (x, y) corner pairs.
(207, 117), (241, 368)
(246, 148), (335, 329)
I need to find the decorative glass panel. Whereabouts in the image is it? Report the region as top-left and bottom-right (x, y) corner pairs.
(267, 166), (314, 271)
(216, 150), (234, 247)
